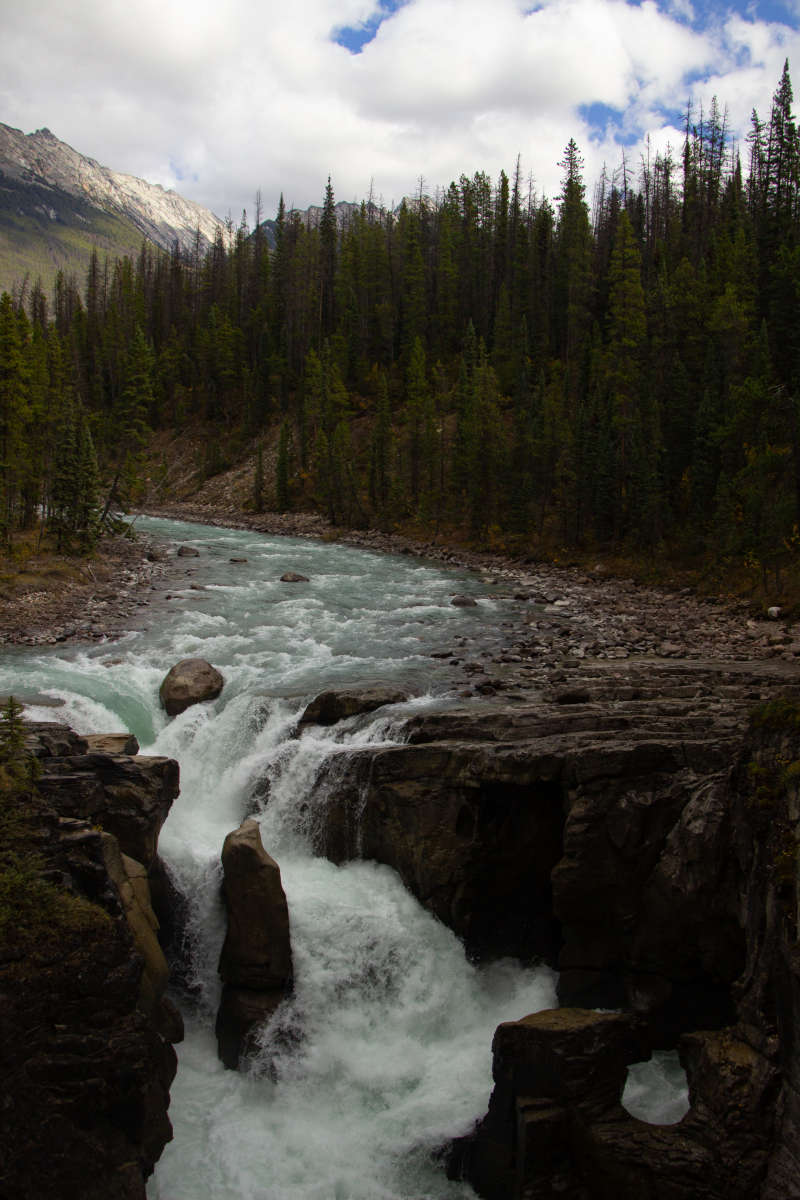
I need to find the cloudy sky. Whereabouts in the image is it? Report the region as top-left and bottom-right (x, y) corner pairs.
(1, 0), (798, 221)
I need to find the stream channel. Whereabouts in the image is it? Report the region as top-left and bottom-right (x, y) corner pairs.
(3, 516), (689, 1199)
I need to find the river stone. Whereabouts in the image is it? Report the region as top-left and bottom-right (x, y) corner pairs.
(451, 595), (477, 607)
(177, 545), (199, 557)
(85, 732), (139, 755)
(300, 685), (410, 726)
(280, 571), (309, 582)
(230, 557), (248, 563)
(159, 658), (224, 716)
(217, 818), (292, 990)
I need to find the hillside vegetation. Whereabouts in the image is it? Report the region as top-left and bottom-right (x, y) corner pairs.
(1, 64), (800, 609)
(0, 172), (145, 299)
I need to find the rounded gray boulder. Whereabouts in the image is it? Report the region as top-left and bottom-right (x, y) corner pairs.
(159, 658), (224, 716)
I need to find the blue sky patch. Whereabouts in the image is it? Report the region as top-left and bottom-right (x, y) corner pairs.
(334, 0), (406, 53)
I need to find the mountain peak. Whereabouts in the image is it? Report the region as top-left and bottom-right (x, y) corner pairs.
(0, 122), (223, 253)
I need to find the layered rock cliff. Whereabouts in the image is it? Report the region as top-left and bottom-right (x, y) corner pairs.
(0, 722), (182, 1200)
(299, 660), (800, 1196)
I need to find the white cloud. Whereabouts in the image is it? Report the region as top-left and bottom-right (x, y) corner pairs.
(0, 0), (798, 220)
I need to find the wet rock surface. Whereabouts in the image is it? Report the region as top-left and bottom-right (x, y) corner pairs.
(159, 658), (224, 717)
(30, 731), (179, 870)
(215, 819), (292, 1070)
(84, 733), (140, 755)
(299, 685), (410, 726)
(0, 724), (182, 1199)
(464, 1009), (781, 1200)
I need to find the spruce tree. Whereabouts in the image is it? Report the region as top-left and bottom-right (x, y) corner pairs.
(369, 374), (393, 511)
(276, 419), (291, 511)
(406, 337), (427, 503)
(254, 442), (264, 512)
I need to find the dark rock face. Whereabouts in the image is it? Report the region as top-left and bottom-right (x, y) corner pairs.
(465, 1009), (781, 1200)
(451, 595), (477, 607)
(299, 686), (409, 727)
(300, 664), (800, 1194)
(215, 986), (285, 1072)
(314, 691), (746, 988)
(159, 658), (224, 716)
(0, 728), (183, 1199)
(34, 744), (179, 870)
(215, 819), (292, 1069)
(176, 545), (198, 556)
(280, 571), (309, 582)
(318, 743), (565, 960)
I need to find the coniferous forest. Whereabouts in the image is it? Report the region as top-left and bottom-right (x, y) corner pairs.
(2, 63), (800, 592)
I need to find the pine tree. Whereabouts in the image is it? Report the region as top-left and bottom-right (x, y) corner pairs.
(690, 388), (718, 541)
(102, 324), (153, 521)
(605, 211), (646, 507)
(320, 178), (337, 341)
(369, 374), (393, 510)
(254, 442), (264, 512)
(406, 337), (427, 503)
(276, 419), (291, 511)
(75, 410), (100, 543)
(0, 293), (29, 546)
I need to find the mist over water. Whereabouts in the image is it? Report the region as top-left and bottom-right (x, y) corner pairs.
(1, 517), (688, 1198)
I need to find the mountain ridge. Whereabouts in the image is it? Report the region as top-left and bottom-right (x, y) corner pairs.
(0, 122), (223, 254)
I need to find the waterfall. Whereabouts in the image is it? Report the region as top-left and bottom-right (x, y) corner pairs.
(1, 516), (687, 1200)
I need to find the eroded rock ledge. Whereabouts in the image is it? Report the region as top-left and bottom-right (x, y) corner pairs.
(0, 723), (182, 1200)
(299, 660), (800, 1196)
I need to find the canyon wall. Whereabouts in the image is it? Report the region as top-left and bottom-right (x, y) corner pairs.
(0, 723), (182, 1200)
(307, 664), (800, 1197)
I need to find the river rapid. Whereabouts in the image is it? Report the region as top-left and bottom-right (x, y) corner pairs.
(2, 516), (688, 1199)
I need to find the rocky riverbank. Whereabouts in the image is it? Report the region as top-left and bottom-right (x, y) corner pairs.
(0, 533), (169, 648)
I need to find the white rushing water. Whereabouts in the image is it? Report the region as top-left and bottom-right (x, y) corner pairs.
(1, 516), (689, 1198)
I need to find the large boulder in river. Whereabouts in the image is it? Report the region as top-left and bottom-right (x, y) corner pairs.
(217, 819), (292, 990)
(300, 685), (410, 726)
(177, 545), (198, 557)
(159, 658), (224, 716)
(281, 571), (309, 582)
(451, 594), (477, 607)
(216, 819), (292, 1069)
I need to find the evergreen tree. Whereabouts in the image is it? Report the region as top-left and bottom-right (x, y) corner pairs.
(276, 419), (291, 511)
(406, 337), (427, 502)
(369, 374), (393, 510)
(254, 442), (264, 512)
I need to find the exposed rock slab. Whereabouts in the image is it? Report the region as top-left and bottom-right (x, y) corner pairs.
(85, 733), (139, 755)
(35, 748), (179, 870)
(300, 685), (409, 726)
